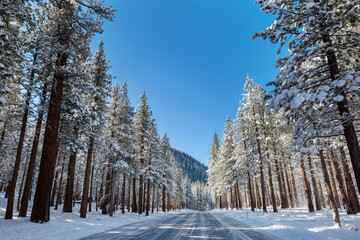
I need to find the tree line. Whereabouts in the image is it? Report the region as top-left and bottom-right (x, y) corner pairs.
(0, 0), (210, 223)
(208, 0), (360, 228)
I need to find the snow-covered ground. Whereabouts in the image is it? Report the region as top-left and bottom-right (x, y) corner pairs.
(212, 207), (360, 240)
(0, 192), (188, 240)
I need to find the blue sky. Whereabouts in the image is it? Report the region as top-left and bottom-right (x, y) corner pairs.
(91, 0), (279, 166)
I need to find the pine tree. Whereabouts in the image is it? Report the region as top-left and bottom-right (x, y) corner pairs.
(253, 0), (360, 196)
(31, 1), (114, 223)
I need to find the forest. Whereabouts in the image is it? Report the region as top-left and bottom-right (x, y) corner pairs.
(207, 0), (360, 229)
(0, 0), (210, 225)
(1, 0), (360, 239)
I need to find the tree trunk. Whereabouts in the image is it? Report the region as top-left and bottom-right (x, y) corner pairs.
(5, 52), (37, 219)
(255, 124), (267, 213)
(89, 164), (95, 212)
(330, 149), (352, 214)
(109, 172), (116, 217)
(308, 155), (322, 210)
(289, 163), (300, 208)
(236, 183), (242, 209)
(248, 171), (255, 211)
(50, 171), (59, 207)
(162, 186), (166, 212)
(230, 187), (233, 210)
(19, 83), (48, 217)
(322, 32), (360, 195)
(284, 161), (294, 208)
(142, 180), (146, 213)
(273, 147), (286, 208)
(127, 177), (131, 212)
(234, 185), (238, 209)
(55, 165), (64, 210)
(146, 179), (150, 216)
(80, 136), (94, 218)
(319, 179), (326, 208)
(138, 175), (143, 214)
(255, 178), (261, 209)
(279, 161), (289, 208)
(63, 139), (78, 213)
(132, 178), (137, 213)
(30, 25), (68, 222)
(319, 149), (341, 227)
(327, 156), (341, 208)
(340, 146), (360, 213)
(102, 170), (111, 214)
(95, 185), (98, 212)
(267, 158), (277, 212)
(121, 174), (126, 214)
(16, 157), (29, 212)
(157, 190), (159, 212)
(300, 158), (314, 212)
(152, 184), (155, 214)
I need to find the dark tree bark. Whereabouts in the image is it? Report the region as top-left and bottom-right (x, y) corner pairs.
(55, 164), (64, 210)
(322, 32), (360, 195)
(109, 171), (116, 217)
(340, 147), (359, 213)
(319, 149), (341, 227)
(255, 178), (261, 209)
(80, 136), (94, 218)
(102, 170), (111, 214)
(132, 178), (137, 213)
(89, 164), (94, 212)
(248, 171), (255, 211)
(30, 17), (69, 221)
(19, 83), (47, 217)
(17, 156), (29, 212)
(6, 52), (37, 219)
(308, 155), (322, 210)
(152, 183), (155, 213)
(327, 156), (341, 208)
(319, 180), (326, 208)
(138, 175), (143, 214)
(267, 154), (277, 212)
(162, 185), (166, 212)
(284, 162), (294, 208)
(146, 179), (150, 216)
(273, 146), (286, 209)
(127, 177), (131, 212)
(121, 174), (126, 214)
(63, 131), (78, 213)
(234, 185), (238, 209)
(279, 161), (289, 208)
(50, 171), (59, 207)
(254, 123), (267, 213)
(330, 149), (352, 214)
(300, 158), (314, 212)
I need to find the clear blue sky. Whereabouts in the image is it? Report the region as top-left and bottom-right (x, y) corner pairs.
(90, 0), (279, 166)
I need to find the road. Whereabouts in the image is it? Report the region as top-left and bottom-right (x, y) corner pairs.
(81, 211), (274, 240)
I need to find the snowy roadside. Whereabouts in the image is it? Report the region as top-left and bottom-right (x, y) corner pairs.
(211, 208), (360, 240)
(0, 193), (190, 240)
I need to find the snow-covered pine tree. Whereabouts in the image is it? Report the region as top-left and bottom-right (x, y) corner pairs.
(253, 0), (360, 196)
(80, 40), (112, 218)
(31, 0), (114, 223)
(133, 91), (152, 214)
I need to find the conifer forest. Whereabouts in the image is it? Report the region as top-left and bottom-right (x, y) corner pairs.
(0, 1), (360, 240)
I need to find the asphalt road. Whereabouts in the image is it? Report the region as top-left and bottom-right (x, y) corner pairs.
(81, 211), (275, 240)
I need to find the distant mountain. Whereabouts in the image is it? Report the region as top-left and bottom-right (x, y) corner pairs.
(172, 148), (208, 183)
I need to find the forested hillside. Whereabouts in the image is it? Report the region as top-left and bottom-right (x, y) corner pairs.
(172, 149), (207, 183)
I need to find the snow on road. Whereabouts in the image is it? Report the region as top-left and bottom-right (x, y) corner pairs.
(212, 208), (360, 240)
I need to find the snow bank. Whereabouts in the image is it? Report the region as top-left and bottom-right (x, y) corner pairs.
(211, 207), (360, 240)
